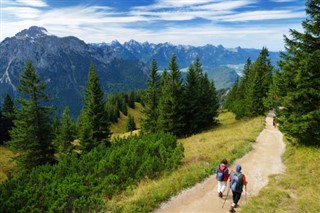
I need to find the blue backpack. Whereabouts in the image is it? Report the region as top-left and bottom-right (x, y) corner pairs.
(231, 172), (244, 192)
(216, 166), (227, 181)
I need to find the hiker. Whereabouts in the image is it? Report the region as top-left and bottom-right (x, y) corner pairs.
(273, 118), (277, 128)
(229, 164), (247, 212)
(216, 159), (230, 198)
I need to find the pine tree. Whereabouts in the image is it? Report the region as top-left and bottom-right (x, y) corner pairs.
(235, 58), (251, 118)
(105, 94), (120, 122)
(1, 94), (15, 144)
(225, 48), (274, 119)
(264, 70), (283, 109)
(183, 64), (200, 134)
(248, 47), (273, 116)
(79, 64), (111, 153)
(0, 108), (5, 145)
(183, 57), (219, 134)
(157, 69), (173, 133)
(158, 55), (185, 135)
(120, 94), (128, 116)
(224, 78), (239, 111)
(55, 107), (77, 156)
(128, 91), (136, 109)
(271, 0), (320, 144)
(126, 114), (137, 132)
(198, 73), (219, 129)
(9, 60), (56, 171)
(142, 59), (160, 133)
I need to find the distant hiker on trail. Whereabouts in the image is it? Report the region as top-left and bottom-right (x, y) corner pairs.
(216, 159), (230, 198)
(229, 164), (247, 212)
(273, 118), (277, 128)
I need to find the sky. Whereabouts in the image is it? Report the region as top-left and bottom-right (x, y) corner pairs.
(1, 0), (306, 51)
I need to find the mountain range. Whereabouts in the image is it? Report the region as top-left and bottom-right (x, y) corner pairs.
(0, 26), (148, 116)
(0, 26), (280, 117)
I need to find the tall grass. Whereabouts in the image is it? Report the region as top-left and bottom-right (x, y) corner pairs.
(0, 146), (15, 183)
(105, 112), (265, 212)
(241, 139), (320, 213)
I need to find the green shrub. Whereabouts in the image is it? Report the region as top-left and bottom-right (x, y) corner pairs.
(0, 132), (183, 212)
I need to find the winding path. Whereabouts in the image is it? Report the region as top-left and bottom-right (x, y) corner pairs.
(154, 112), (285, 213)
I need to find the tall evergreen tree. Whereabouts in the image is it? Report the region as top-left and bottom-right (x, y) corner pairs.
(271, 0), (320, 144)
(1, 94), (15, 144)
(183, 64), (200, 134)
(225, 48), (273, 119)
(128, 91), (136, 109)
(224, 78), (239, 111)
(126, 114), (137, 132)
(9, 60), (56, 171)
(79, 64), (111, 153)
(198, 73), (219, 129)
(264, 70), (284, 109)
(183, 57), (219, 134)
(0, 108), (5, 145)
(158, 55), (185, 135)
(2, 93), (15, 117)
(157, 69), (173, 133)
(55, 107), (77, 156)
(142, 59), (160, 133)
(248, 47), (273, 116)
(235, 58), (252, 118)
(105, 94), (121, 122)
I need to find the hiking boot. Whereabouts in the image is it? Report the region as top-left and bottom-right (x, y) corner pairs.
(229, 206), (235, 212)
(235, 204), (240, 208)
(218, 192), (223, 198)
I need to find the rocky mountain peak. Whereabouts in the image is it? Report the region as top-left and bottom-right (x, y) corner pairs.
(15, 26), (48, 39)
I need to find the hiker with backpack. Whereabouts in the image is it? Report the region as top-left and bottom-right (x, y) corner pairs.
(273, 118), (277, 128)
(229, 164), (247, 212)
(215, 159), (230, 198)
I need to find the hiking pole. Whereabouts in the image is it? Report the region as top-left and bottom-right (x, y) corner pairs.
(222, 182), (230, 208)
(245, 185), (247, 203)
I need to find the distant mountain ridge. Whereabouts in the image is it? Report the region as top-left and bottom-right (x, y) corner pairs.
(0, 26), (148, 117)
(0, 26), (280, 116)
(91, 39), (280, 88)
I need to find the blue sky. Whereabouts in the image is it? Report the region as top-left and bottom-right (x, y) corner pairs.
(1, 0), (305, 50)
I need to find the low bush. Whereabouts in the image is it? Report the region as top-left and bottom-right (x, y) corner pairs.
(0, 132), (183, 212)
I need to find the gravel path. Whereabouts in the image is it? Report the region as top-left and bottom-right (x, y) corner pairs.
(154, 112), (285, 213)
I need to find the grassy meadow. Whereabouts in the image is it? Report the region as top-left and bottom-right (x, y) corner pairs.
(110, 102), (143, 137)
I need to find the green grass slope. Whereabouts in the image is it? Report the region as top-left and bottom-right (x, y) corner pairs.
(110, 102), (143, 137)
(105, 112), (265, 212)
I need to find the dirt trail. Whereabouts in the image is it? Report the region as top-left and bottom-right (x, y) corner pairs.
(154, 112), (285, 213)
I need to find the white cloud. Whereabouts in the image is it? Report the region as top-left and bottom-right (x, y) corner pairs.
(16, 0), (48, 8)
(216, 10), (305, 22)
(133, 0), (218, 11)
(130, 0), (253, 22)
(3, 7), (42, 19)
(195, 0), (252, 11)
(270, 0), (297, 2)
(130, 0), (306, 23)
(155, 0), (215, 8)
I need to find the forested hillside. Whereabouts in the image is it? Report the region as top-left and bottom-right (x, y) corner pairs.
(0, 54), (219, 211)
